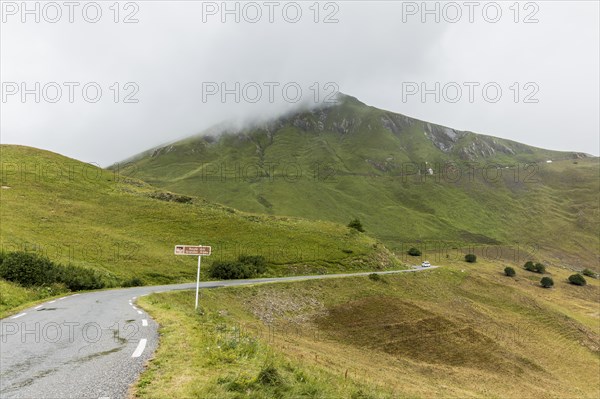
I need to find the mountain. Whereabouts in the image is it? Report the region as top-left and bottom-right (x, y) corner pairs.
(117, 94), (599, 267)
(0, 144), (400, 289)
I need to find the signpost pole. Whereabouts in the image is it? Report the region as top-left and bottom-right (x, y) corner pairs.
(195, 255), (201, 310)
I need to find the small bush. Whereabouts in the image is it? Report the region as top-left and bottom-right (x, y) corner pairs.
(465, 254), (477, 263)
(60, 264), (106, 291)
(582, 269), (597, 278)
(347, 218), (365, 232)
(524, 261), (545, 273)
(0, 251), (61, 287)
(407, 247), (422, 256)
(0, 251), (105, 290)
(368, 273), (381, 281)
(568, 274), (586, 286)
(534, 263), (546, 273)
(210, 255), (269, 280)
(209, 261), (252, 280)
(238, 255), (266, 275)
(540, 277), (554, 288)
(504, 267), (516, 277)
(122, 277), (144, 287)
(524, 261), (535, 272)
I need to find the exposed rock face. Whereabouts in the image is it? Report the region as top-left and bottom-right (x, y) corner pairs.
(380, 113), (414, 136)
(424, 123), (464, 153)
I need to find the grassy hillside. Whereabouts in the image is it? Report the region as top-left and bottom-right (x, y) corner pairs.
(0, 145), (401, 292)
(117, 95), (599, 267)
(135, 258), (600, 398)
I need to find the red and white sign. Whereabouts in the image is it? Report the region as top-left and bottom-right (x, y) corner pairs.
(174, 245), (211, 256)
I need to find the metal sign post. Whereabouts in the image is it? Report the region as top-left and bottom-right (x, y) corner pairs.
(174, 245), (212, 310)
(195, 254), (201, 310)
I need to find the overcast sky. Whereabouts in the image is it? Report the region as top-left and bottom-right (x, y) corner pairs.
(1, 1), (598, 166)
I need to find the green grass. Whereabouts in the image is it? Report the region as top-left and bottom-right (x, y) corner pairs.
(0, 144), (403, 314)
(118, 95), (599, 267)
(0, 279), (68, 319)
(134, 290), (389, 399)
(136, 257), (600, 398)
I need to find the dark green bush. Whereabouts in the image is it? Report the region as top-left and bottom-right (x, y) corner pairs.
(368, 273), (381, 281)
(568, 274), (586, 286)
(582, 269), (597, 278)
(60, 264), (106, 291)
(407, 247), (422, 256)
(504, 267), (516, 277)
(122, 277), (144, 287)
(210, 255), (269, 280)
(540, 277), (554, 288)
(524, 261), (545, 273)
(534, 263), (546, 273)
(524, 261), (535, 271)
(347, 218), (365, 232)
(209, 261), (252, 280)
(465, 254), (477, 263)
(0, 251), (105, 290)
(0, 251), (62, 287)
(238, 255), (266, 275)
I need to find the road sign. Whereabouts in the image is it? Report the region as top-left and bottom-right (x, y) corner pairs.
(174, 244), (212, 310)
(174, 245), (211, 256)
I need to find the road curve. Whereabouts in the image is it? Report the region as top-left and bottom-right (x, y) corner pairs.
(0, 267), (436, 398)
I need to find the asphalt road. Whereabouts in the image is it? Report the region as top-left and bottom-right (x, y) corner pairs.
(0, 267), (436, 399)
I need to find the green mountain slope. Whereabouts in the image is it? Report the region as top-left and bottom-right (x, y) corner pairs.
(0, 145), (400, 287)
(117, 95), (599, 265)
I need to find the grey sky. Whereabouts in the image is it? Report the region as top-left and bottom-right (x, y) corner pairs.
(1, 1), (598, 166)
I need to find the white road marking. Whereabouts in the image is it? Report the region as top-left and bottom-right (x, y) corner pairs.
(48, 300), (56, 304)
(34, 305), (43, 310)
(71, 293), (80, 297)
(11, 313), (26, 319)
(137, 310), (143, 315)
(142, 319), (148, 327)
(131, 339), (147, 358)
(132, 297), (137, 300)
(57, 297), (66, 301)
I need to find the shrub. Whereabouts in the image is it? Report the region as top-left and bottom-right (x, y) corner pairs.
(347, 218), (365, 232)
(524, 261), (536, 272)
(238, 255), (266, 275)
(368, 273), (381, 281)
(209, 261), (252, 280)
(407, 247), (422, 256)
(465, 254), (477, 263)
(59, 264), (106, 291)
(540, 277), (554, 288)
(534, 263), (546, 273)
(0, 251), (62, 287)
(122, 277), (144, 287)
(568, 274), (586, 286)
(582, 269), (597, 278)
(524, 261), (545, 273)
(0, 251), (105, 290)
(504, 267), (516, 277)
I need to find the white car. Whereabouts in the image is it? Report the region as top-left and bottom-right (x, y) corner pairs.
(421, 261), (431, 267)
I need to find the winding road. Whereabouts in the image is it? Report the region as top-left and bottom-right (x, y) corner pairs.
(0, 267), (436, 398)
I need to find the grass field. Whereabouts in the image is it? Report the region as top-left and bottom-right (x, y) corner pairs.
(0, 144), (403, 314)
(134, 258), (599, 398)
